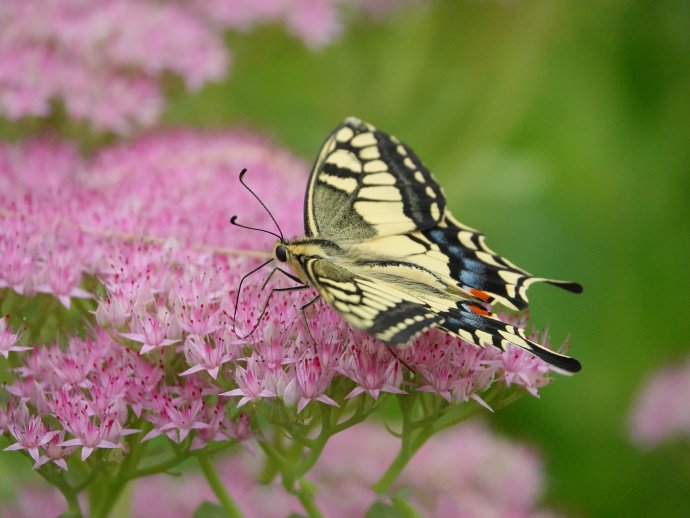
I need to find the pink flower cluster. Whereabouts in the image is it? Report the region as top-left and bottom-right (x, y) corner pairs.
(629, 353), (690, 448)
(3, 329), (250, 466)
(1, 128), (561, 472)
(3, 422), (556, 518)
(0, 0), (409, 133)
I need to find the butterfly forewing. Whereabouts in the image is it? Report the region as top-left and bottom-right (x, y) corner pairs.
(305, 117), (446, 240)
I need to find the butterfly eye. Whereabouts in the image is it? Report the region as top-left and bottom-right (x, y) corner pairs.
(275, 245), (288, 262)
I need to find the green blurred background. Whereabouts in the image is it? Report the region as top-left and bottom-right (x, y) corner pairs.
(169, 1), (690, 515)
(3, 0), (690, 515)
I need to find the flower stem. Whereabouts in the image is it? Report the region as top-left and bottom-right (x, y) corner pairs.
(371, 395), (433, 495)
(294, 478), (325, 518)
(36, 466), (83, 518)
(371, 425), (433, 494)
(93, 432), (148, 518)
(198, 454), (245, 518)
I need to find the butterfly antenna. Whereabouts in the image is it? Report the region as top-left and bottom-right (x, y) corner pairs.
(230, 216), (282, 241)
(238, 168), (285, 241)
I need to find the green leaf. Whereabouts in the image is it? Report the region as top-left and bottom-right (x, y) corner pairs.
(193, 501), (228, 518)
(365, 501), (406, 518)
(390, 496), (423, 518)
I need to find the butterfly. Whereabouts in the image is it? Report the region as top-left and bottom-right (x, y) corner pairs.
(233, 117), (582, 372)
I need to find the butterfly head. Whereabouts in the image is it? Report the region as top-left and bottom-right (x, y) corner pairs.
(272, 239), (313, 285)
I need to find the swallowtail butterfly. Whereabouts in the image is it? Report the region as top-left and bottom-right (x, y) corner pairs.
(234, 117), (582, 372)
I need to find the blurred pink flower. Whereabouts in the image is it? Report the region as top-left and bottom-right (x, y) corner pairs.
(313, 421), (550, 517)
(0, 0), (412, 133)
(629, 353), (690, 447)
(121, 309), (180, 355)
(0, 0), (226, 133)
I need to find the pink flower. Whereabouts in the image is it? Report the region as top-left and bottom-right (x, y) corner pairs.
(4, 415), (59, 463)
(5, 421), (556, 518)
(338, 337), (405, 400)
(496, 343), (552, 397)
(177, 299), (222, 337)
(121, 309), (179, 354)
(181, 334), (235, 379)
(191, 404), (253, 450)
(0, 315), (30, 358)
(0, 227), (35, 295)
(0, 124), (570, 486)
(157, 399), (209, 443)
(33, 250), (92, 309)
(0, 0), (227, 133)
(59, 413), (125, 461)
(288, 354), (339, 412)
(0, 0), (405, 133)
(33, 431), (74, 471)
(629, 353), (690, 447)
(222, 357), (276, 407)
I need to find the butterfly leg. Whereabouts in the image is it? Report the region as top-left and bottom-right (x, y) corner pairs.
(243, 284), (309, 339)
(386, 345), (416, 377)
(232, 258), (273, 329)
(299, 294), (321, 344)
(272, 267), (305, 285)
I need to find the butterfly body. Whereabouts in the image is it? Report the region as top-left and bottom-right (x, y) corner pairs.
(269, 117), (582, 372)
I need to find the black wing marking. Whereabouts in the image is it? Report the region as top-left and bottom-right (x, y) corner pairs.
(304, 117), (446, 240)
(351, 212), (582, 311)
(440, 303), (582, 373)
(425, 213), (582, 310)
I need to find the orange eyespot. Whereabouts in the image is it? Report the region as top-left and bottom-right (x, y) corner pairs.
(470, 288), (491, 301)
(469, 305), (491, 317)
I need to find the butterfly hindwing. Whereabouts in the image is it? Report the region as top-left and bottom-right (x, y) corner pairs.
(305, 117), (446, 240)
(350, 219), (579, 312)
(439, 303), (582, 372)
(303, 255), (441, 343)
(301, 254), (580, 372)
